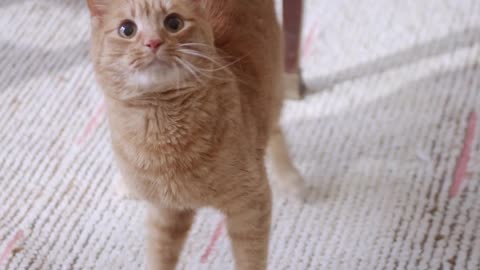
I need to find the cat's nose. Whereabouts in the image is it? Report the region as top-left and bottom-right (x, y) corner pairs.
(144, 39), (163, 53)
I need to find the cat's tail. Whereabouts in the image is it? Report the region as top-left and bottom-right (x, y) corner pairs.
(267, 124), (306, 199)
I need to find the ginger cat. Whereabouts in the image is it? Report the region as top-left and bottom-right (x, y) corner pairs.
(86, 0), (304, 269)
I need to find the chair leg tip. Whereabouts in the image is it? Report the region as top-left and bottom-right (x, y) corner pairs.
(283, 71), (305, 99)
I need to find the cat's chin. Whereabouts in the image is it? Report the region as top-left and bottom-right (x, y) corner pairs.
(127, 62), (178, 90)
(144, 58), (169, 70)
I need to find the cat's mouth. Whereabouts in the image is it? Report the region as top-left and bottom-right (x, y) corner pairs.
(127, 55), (180, 90)
(142, 58), (169, 70)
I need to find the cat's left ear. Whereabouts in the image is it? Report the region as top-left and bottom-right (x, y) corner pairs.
(86, 0), (108, 17)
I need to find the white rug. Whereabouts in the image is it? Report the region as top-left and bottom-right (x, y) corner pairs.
(1, 0), (479, 269)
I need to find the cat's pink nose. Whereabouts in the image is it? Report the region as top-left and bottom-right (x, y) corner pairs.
(145, 39), (163, 52)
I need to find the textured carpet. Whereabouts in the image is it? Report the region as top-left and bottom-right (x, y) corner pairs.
(1, 0), (479, 269)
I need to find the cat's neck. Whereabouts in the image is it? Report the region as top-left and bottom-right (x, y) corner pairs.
(104, 84), (226, 150)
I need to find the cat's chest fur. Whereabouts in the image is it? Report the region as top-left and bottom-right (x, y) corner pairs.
(105, 89), (241, 207)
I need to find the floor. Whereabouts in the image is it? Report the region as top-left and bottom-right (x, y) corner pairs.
(0, 0), (479, 269)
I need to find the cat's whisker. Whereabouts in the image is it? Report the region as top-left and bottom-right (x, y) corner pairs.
(186, 66), (232, 81)
(130, 57), (152, 70)
(178, 56), (240, 84)
(176, 48), (246, 76)
(178, 47), (234, 62)
(178, 42), (215, 50)
(175, 57), (205, 86)
(177, 49), (225, 67)
(99, 65), (129, 76)
(184, 62), (230, 84)
(102, 53), (124, 58)
(194, 56), (245, 73)
(174, 62), (181, 90)
(177, 44), (227, 58)
(179, 59), (225, 81)
(178, 43), (231, 59)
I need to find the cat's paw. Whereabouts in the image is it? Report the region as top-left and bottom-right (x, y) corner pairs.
(275, 169), (307, 201)
(113, 174), (139, 200)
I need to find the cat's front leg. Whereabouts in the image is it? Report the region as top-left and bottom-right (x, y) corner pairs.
(221, 181), (272, 270)
(145, 205), (195, 270)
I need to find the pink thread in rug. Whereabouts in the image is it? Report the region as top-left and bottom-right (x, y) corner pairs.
(76, 102), (106, 145)
(450, 111), (477, 198)
(200, 219), (225, 263)
(302, 19), (320, 59)
(0, 230), (24, 266)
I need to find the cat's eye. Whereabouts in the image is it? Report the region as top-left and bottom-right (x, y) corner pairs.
(118, 20), (137, 39)
(164, 14), (184, 33)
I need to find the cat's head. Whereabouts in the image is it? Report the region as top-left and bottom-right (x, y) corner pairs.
(87, 0), (217, 100)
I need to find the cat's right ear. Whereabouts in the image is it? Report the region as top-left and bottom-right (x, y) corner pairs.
(86, 0), (108, 17)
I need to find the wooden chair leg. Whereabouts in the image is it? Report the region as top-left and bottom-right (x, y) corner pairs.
(283, 0), (304, 99)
